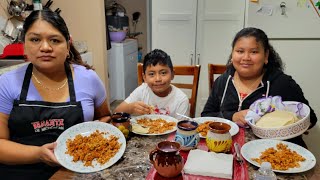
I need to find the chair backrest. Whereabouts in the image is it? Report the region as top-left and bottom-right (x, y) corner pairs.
(137, 63), (201, 118)
(208, 64), (227, 94)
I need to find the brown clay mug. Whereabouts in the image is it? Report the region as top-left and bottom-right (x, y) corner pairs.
(149, 141), (184, 178)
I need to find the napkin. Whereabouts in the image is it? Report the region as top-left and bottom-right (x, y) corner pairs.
(245, 96), (306, 124)
(183, 149), (233, 179)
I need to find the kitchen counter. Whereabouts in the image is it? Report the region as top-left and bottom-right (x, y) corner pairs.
(50, 129), (319, 180)
(0, 60), (28, 75)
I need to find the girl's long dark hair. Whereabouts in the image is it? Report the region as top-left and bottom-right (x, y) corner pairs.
(227, 27), (284, 73)
(22, 8), (93, 69)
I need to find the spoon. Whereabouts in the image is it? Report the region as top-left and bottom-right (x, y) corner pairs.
(176, 113), (194, 121)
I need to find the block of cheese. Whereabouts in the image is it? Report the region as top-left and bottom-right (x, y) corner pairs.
(256, 110), (298, 128)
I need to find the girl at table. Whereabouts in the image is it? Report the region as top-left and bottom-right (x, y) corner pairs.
(0, 9), (111, 179)
(201, 27), (317, 148)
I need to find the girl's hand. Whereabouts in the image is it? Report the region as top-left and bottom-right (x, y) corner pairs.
(232, 109), (249, 127)
(39, 142), (60, 166)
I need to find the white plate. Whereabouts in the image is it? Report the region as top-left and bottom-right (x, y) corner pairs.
(54, 122), (126, 173)
(130, 114), (178, 135)
(241, 139), (316, 173)
(193, 117), (239, 138)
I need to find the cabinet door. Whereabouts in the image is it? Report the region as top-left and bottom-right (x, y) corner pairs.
(195, 0), (245, 116)
(151, 0), (197, 65)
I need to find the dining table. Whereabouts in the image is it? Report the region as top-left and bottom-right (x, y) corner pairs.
(50, 127), (319, 180)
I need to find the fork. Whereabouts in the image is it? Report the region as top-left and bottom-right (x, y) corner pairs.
(234, 143), (245, 179)
(234, 143), (243, 163)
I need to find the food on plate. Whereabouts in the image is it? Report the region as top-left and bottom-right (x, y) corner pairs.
(136, 118), (176, 134)
(256, 110), (299, 128)
(251, 143), (306, 170)
(196, 121), (212, 136)
(149, 105), (155, 113)
(65, 130), (121, 167)
(132, 124), (149, 134)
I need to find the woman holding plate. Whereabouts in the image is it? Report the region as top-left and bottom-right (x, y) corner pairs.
(0, 9), (111, 179)
(201, 27), (317, 148)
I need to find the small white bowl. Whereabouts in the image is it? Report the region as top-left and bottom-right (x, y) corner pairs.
(248, 101), (310, 140)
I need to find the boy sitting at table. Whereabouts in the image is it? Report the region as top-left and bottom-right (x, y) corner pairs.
(114, 49), (189, 120)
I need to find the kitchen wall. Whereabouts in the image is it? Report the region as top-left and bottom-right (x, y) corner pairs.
(52, 0), (108, 89)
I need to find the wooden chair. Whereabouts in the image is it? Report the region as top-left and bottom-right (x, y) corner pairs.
(208, 63), (227, 94)
(137, 63), (201, 118)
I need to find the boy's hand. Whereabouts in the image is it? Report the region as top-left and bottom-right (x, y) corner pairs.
(130, 101), (152, 115)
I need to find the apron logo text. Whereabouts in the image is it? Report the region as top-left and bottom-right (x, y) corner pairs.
(31, 119), (65, 132)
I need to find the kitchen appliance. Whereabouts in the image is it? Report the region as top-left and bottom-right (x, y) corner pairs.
(106, 1), (129, 32)
(108, 39), (138, 102)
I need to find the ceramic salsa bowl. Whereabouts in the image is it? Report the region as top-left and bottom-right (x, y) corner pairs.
(248, 101), (310, 140)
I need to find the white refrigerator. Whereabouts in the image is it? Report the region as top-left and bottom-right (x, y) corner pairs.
(108, 39), (138, 103)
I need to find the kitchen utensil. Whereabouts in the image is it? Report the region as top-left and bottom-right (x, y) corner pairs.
(128, 11), (142, 38)
(234, 143), (243, 163)
(234, 143), (245, 179)
(7, 0), (27, 17)
(2, 16), (24, 42)
(132, 12), (140, 33)
(176, 113), (193, 121)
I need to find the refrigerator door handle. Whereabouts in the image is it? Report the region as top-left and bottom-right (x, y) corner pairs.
(197, 54), (200, 65)
(190, 53), (194, 65)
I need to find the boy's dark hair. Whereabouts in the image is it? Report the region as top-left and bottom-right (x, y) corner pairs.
(142, 49), (173, 73)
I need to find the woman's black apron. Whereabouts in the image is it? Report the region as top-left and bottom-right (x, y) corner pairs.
(0, 63), (84, 180)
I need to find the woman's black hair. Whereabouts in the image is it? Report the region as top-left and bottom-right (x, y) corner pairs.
(227, 27), (284, 73)
(143, 49), (173, 73)
(22, 8), (92, 69)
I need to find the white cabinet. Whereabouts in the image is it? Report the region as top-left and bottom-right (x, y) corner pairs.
(108, 39), (138, 103)
(151, 0), (245, 116)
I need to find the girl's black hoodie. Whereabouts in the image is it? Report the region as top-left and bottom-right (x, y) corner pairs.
(201, 67), (317, 148)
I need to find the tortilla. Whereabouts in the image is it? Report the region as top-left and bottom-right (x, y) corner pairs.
(132, 124), (149, 134)
(256, 110), (298, 128)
